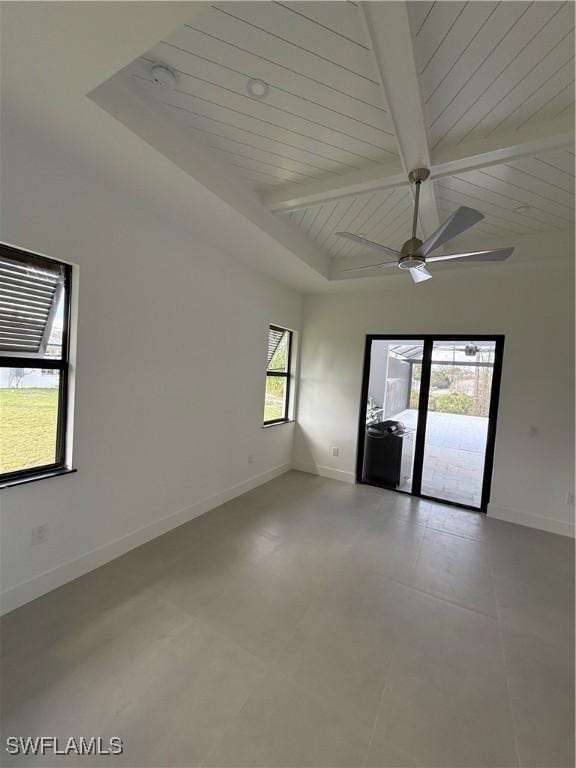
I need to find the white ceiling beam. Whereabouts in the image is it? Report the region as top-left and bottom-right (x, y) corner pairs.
(359, 1), (440, 239)
(264, 115), (574, 214)
(431, 115), (574, 179)
(265, 159), (405, 213)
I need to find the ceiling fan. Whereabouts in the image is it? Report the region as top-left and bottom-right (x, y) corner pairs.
(335, 169), (513, 283)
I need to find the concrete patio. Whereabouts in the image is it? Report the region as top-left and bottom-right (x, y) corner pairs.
(397, 409), (488, 507)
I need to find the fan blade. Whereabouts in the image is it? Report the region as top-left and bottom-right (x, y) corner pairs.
(335, 232), (400, 259)
(409, 266), (432, 283)
(427, 247), (514, 263)
(339, 260), (398, 273)
(417, 207), (484, 256)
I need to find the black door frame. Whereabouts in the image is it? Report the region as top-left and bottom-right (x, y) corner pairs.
(356, 334), (505, 512)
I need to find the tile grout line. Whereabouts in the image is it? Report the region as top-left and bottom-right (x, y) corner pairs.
(362, 660), (393, 766)
(488, 551), (524, 768)
(365, 566), (500, 624)
(495, 612), (524, 768)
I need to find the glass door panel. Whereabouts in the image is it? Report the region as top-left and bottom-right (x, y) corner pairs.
(420, 341), (496, 508)
(362, 339), (423, 492)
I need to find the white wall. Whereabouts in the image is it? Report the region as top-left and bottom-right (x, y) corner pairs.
(1, 118), (573, 619)
(294, 230), (575, 537)
(0, 117), (302, 613)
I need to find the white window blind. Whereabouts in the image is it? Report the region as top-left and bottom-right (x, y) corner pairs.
(0, 252), (64, 355)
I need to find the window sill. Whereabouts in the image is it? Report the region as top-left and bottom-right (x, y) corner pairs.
(262, 419), (295, 429)
(0, 467), (77, 490)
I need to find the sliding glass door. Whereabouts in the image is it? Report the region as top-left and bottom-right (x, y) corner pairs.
(419, 341), (497, 508)
(361, 339), (423, 492)
(358, 336), (503, 511)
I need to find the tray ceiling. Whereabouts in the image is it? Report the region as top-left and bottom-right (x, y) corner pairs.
(120, 1), (397, 191)
(96, 1), (575, 281)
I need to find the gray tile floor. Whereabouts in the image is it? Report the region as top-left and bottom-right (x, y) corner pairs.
(1, 472), (574, 767)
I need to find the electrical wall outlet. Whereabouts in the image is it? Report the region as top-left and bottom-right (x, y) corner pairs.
(247, 454), (254, 464)
(567, 492), (575, 506)
(331, 447), (339, 457)
(31, 524), (49, 546)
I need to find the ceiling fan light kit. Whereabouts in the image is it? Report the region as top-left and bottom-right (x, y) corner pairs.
(336, 168), (514, 283)
(398, 240), (426, 270)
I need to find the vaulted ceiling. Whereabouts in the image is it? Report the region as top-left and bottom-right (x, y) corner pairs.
(93, 1), (574, 282)
(117, 2), (398, 188)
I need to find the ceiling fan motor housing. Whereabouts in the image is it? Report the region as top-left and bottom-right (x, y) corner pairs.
(408, 168), (431, 185)
(398, 238), (425, 269)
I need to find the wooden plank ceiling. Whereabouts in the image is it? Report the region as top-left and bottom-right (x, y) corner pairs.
(110, 1), (574, 271)
(435, 148), (575, 248)
(123, 1), (397, 190)
(409, 1), (574, 149)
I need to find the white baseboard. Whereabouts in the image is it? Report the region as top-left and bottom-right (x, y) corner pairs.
(0, 463), (291, 616)
(292, 461), (355, 484)
(488, 503), (575, 538)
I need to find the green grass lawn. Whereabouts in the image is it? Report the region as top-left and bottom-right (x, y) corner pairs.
(264, 394), (285, 422)
(264, 375), (287, 422)
(1, 385), (285, 474)
(0, 388), (59, 473)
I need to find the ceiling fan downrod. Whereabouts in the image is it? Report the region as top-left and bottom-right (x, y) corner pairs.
(408, 167), (430, 239)
(399, 168), (430, 270)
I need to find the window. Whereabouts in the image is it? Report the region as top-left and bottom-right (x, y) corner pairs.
(264, 325), (293, 425)
(0, 243), (73, 485)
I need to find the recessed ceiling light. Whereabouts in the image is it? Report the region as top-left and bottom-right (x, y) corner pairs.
(151, 64), (177, 90)
(247, 78), (269, 99)
(514, 205), (531, 215)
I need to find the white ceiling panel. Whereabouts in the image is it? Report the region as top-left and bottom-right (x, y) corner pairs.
(165, 102), (354, 176)
(435, 182), (540, 238)
(188, 125), (342, 181)
(285, 186), (414, 258)
(128, 63), (386, 167)
(522, 147), (575, 181)
(408, 1), (575, 149)
(115, 1), (398, 192)
(179, 5), (389, 118)
(436, 149), (575, 240)
(273, 2), (367, 46)
(162, 24), (389, 131)
(212, 2), (376, 81)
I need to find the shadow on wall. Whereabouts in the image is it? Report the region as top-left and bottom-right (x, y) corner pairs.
(293, 422), (317, 472)
(293, 404), (357, 482)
